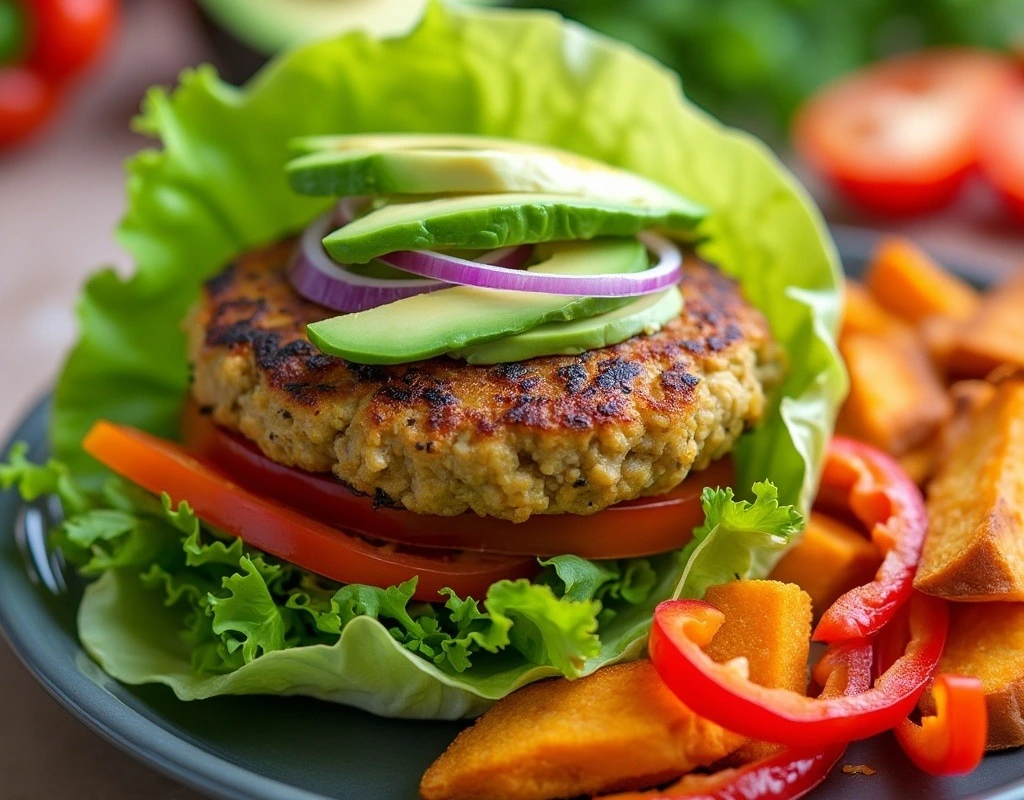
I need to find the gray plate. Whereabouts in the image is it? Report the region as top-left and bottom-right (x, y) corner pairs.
(2, 237), (1023, 800)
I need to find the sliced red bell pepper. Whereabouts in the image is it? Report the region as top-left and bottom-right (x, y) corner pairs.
(648, 591), (948, 749)
(895, 673), (987, 776)
(812, 435), (928, 643)
(600, 744), (847, 800)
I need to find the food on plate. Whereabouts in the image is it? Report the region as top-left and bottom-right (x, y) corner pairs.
(836, 329), (951, 455)
(0, 2), (846, 721)
(703, 580), (812, 764)
(769, 512), (882, 615)
(188, 242), (779, 521)
(925, 603), (1024, 750)
(864, 238), (981, 325)
(948, 275), (1024, 379)
(915, 380), (1024, 600)
(421, 581), (811, 800)
(793, 49), (1018, 216)
(841, 279), (910, 338)
(419, 660), (746, 800)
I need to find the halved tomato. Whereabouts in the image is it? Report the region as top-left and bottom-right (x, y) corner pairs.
(794, 49), (1018, 216)
(181, 401), (728, 560)
(979, 81), (1024, 223)
(83, 420), (537, 601)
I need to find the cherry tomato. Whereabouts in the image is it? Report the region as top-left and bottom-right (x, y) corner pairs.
(181, 401), (729, 559)
(83, 420), (538, 602)
(795, 49), (1018, 216)
(26, 0), (118, 81)
(979, 81), (1024, 223)
(0, 63), (55, 146)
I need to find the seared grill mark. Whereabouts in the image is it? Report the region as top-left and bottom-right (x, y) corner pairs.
(194, 235), (774, 432)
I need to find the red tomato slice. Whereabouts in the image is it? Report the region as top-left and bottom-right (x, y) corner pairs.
(795, 49), (1018, 216)
(979, 81), (1024, 223)
(83, 420), (537, 602)
(181, 402), (729, 560)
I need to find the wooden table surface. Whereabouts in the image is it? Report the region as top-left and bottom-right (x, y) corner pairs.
(0, 2), (1019, 798)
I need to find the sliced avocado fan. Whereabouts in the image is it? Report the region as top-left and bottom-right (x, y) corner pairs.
(450, 286), (684, 365)
(323, 193), (703, 264)
(307, 239), (648, 364)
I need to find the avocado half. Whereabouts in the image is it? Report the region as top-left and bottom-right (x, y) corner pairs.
(190, 0), (434, 83)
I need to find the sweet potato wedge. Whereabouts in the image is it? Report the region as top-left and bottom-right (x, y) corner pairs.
(864, 237), (981, 325)
(836, 330), (952, 455)
(915, 381), (1024, 601)
(923, 603), (1024, 750)
(948, 275), (1024, 378)
(420, 582), (813, 800)
(842, 280), (908, 337)
(705, 580), (813, 764)
(418, 661), (746, 800)
(769, 513), (882, 615)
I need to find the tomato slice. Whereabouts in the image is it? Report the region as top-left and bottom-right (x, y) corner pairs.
(979, 81), (1024, 223)
(795, 49), (1018, 216)
(83, 420), (537, 602)
(181, 402), (729, 559)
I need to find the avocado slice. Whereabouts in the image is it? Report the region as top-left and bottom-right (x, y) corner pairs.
(450, 286), (684, 365)
(287, 147), (694, 208)
(307, 239), (648, 364)
(284, 146), (692, 207)
(288, 133), (553, 158)
(323, 193), (703, 264)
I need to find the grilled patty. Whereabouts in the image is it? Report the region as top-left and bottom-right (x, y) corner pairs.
(187, 237), (784, 522)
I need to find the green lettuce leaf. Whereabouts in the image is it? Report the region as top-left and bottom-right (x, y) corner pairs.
(676, 481), (803, 599)
(35, 1), (843, 717)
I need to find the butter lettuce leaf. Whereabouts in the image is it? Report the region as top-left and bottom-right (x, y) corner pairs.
(39, 1), (844, 717)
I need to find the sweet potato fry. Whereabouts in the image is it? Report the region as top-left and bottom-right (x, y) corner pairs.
(419, 661), (746, 800)
(420, 582), (813, 800)
(864, 237), (981, 325)
(948, 275), (1024, 378)
(922, 603), (1024, 750)
(769, 513), (882, 616)
(915, 380), (1024, 601)
(705, 580), (813, 764)
(842, 279), (908, 337)
(836, 330), (952, 455)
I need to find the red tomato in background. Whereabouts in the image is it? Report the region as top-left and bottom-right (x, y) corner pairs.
(979, 82), (1024, 224)
(794, 50), (1018, 216)
(0, 65), (56, 147)
(26, 0), (119, 81)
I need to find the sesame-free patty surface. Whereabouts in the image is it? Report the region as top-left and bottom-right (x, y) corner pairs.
(187, 237), (783, 522)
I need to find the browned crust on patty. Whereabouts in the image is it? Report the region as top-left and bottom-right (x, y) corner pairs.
(187, 237), (783, 521)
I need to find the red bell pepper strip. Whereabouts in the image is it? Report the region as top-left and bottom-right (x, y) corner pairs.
(812, 435), (928, 643)
(648, 591), (948, 749)
(895, 673), (987, 776)
(0, 0), (117, 148)
(599, 744), (848, 800)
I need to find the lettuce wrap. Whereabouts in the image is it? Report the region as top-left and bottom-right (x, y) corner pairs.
(3, 2), (845, 719)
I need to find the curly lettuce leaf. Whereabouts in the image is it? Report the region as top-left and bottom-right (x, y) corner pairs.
(39, 1), (844, 716)
(676, 481), (803, 599)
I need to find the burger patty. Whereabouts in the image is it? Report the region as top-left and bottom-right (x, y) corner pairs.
(187, 237), (784, 522)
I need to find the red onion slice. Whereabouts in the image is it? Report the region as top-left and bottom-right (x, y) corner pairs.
(290, 212), (443, 312)
(378, 230), (682, 297)
(290, 213), (536, 312)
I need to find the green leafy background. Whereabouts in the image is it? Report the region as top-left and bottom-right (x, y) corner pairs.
(42, 2), (845, 717)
